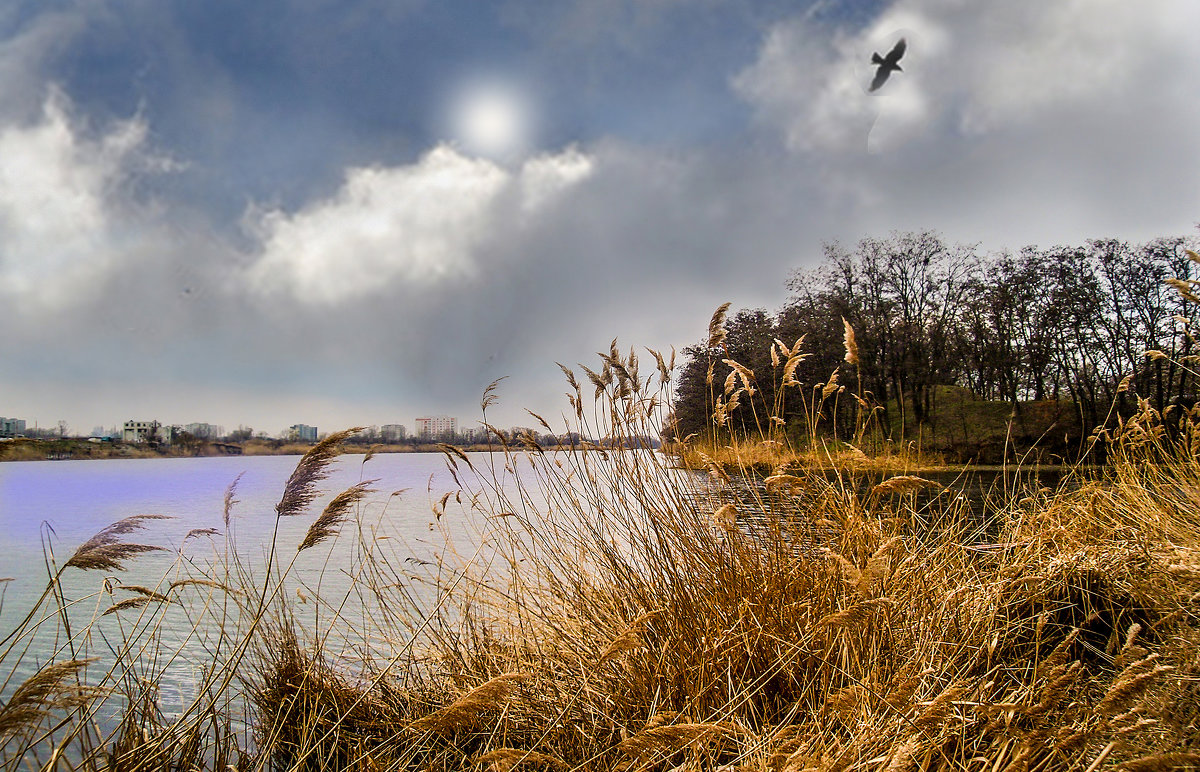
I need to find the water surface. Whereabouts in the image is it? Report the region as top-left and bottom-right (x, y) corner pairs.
(0, 452), (495, 722)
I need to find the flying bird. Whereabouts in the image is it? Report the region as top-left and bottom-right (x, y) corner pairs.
(868, 38), (906, 92)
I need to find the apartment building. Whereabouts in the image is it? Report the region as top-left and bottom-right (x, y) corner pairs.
(288, 424), (318, 442)
(414, 415), (457, 439)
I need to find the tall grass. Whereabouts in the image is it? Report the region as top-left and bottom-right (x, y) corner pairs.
(2, 313), (1200, 771)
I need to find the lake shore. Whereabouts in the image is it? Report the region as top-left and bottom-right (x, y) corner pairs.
(0, 437), (507, 462)
(3, 415), (1196, 769)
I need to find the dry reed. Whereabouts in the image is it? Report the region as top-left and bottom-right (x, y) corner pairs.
(64, 514), (172, 572)
(0, 659), (102, 741)
(4, 308), (1200, 771)
(298, 480), (375, 551)
(408, 673), (529, 735)
(275, 427), (363, 518)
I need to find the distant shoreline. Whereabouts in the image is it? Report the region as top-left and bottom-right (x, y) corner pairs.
(0, 438), (514, 462)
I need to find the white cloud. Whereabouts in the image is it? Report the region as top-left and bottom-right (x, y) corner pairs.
(734, 21), (868, 153)
(519, 147), (593, 214)
(943, 3), (1166, 135)
(244, 144), (595, 303)
(733, 0), (1200, 247)
(736, 0), (1200, 154)
(0, 89), (163, 309)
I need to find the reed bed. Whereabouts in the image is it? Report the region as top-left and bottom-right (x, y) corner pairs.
(2, 315), (1200, 772)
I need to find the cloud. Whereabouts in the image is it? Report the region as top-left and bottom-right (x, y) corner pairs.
(734, 0), (1200, 245)
(734, 20), (870, 153)
(738, 0), (1200, 154)
(518, 148), (594, 213)
(0, 88), (174, 311)
(5, 0), (1200, 436)
(243, 145), (594, 303)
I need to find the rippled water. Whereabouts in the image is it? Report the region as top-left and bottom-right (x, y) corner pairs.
(0, 451), (503, 725)
(0, 452), (1068, 737)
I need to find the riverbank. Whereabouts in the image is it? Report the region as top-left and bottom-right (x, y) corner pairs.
(3, 333), (1195, 769)
(666, 437), (962, 476)
(2, 408), (1197, 770)
(0, 437), (509, 462)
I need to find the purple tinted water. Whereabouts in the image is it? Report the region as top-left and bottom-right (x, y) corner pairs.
(0, 452), (494, 725)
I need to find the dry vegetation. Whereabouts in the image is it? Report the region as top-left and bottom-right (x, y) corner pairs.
(2, 310), (1200, 772)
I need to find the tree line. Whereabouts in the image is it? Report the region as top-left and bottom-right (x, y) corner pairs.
(671, 230), (1200, 454)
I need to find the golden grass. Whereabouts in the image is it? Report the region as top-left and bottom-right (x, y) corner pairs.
(2, 311), (1200, 771)
(668, 437), (951, 475)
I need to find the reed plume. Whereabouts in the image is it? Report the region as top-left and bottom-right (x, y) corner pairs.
(0, 658), (102, 740)
(817, 597), (893, 630)
(298, 480), (375, 551)
(617, 722), (738, 770)
(870, 475), (939, 497)
(476, 748), (568, 772)
(223, 471), (244, 529)
(438, 442), (471, 466)
(599, 610), (660, 667)
(409, 673), (528, 735)
(118, 585), (172, 601)
(482, 377), (507, 411)
(1097, 655), (1174, 717)
(275, 427), (362, 518)
(102, 595), (171, 616)
(1166, 278), (1200, 305)
(820, 368), (840, 400)
(168, 578), (238, 594)
(707, 302), (731, 349)
(842, 317), (859, 366)
(723, 358), (756, 394)
(711, 503), (738, 534)
(64, 514), (172, 572)
(764, 473), (814, 494)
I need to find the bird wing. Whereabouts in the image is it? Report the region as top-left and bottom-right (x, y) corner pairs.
(885, 38), (907, 65)
(868, 67), (890, 92)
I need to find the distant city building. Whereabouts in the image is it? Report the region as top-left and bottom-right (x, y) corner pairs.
(184, 422), (224, 440)
(0, 417), (26, 438)
(123, 420), (153, 443)
(415, 415), (457, 439)
(288, 424), (319, 442)
(381, 424), (407, 442)
(122, 420), (176, 444)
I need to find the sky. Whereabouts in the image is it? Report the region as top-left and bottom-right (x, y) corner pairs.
(2, 0), (1199, 437)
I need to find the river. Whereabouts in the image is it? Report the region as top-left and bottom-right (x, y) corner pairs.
(0, 451), (1065, 737)
(0, 451), (508, 729)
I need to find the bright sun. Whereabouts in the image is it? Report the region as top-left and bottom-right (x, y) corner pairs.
(450, 80), (532, 160)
